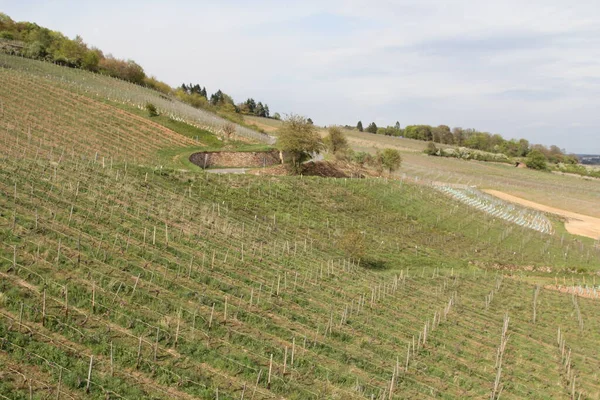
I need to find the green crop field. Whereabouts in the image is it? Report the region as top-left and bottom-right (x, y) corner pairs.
(2, 55), (600, 400)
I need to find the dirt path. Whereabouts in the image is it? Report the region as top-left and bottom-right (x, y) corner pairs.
(483, 189), (600, 240)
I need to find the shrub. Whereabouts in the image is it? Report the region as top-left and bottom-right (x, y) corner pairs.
(222, 123), (236, 140)
(339, 230), (366, 262)
(379, 148), (402, 174)
(324, 126), (348, 154)
(526, 150), (548, 170)
(145, 102), (158, 117)
(425, 141), (438, 155)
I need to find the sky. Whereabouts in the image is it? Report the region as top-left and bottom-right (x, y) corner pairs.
(3, 0), (600, 153)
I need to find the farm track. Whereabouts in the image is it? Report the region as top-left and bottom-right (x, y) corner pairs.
(484, 190), (600, 240)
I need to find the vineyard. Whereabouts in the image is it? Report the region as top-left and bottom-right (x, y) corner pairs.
(1, 55), (600, 399)
(434, 186), (554, 234)
(0, 54), (274, 145)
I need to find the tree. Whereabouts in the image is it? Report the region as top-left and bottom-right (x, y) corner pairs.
(245, 98), (256, 113)
(272, 112), (281, 120)
(526, 150), (548, 170)
(357, 121), (364, 132)
(276, 114), (323, 173)
(379, 148), (402, 174)
(366, 122), (378, 133)
(255, 102), (266, 117)
(433, 125), (452, 144)
(324, 126), (348, 154)
(395, 121), (401, 130)
(81, 49), (101, 71)
(222, 123), (236, 140)
(307, 118), (314, 125)
(452, 127), (464, 146)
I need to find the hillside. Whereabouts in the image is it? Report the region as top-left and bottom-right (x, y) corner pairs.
(243, 115), (600, 220)
(2, 55), (600, 400)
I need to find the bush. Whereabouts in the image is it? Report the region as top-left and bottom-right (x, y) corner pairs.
(145, 102), (159, 117)
(324, 126), (348, 154)
(350, 151), (372, 167)
(379, 148), (402, 174)
(425, 141), (438, 155)
(526, 150), (548, 170)
(339, 230), (366, 262)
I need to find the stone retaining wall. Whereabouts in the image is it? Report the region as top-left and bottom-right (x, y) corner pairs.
(189, 150), (281, 168)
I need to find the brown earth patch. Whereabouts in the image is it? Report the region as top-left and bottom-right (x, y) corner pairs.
(483, 189), (600, 240)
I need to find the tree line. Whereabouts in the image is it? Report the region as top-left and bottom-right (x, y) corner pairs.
(0, 13), (279, 124)
(355, 120), (578, 164)
(0, 13), (149, 85)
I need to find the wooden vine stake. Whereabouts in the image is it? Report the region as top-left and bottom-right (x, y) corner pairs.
(268, 354), (273, 389)
(251, 369), (262, 400)
(209, 303), (215, 329)
(42, 289), (46, 327)
(85, 355), (93, 393)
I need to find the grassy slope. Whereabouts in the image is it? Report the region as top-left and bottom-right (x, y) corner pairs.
(1, 57), (600, 399)
(243, 115), (600, 218)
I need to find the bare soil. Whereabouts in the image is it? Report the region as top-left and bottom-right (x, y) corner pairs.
(483, 189), (600, 240)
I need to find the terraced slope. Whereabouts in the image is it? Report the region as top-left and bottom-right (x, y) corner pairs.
(1, 56), (600, 400)
(0, 66), (199, 164)
(0, 53), (273, 144)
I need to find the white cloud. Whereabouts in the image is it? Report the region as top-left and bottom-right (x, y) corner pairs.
(3, 0), (600, 152)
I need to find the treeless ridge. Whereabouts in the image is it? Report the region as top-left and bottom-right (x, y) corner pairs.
(483, 189), (600, 240)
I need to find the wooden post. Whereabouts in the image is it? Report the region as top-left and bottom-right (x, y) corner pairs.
(56, 239), (61, 266)
(209, 303), (215, 329)
(283, 346), (288, 375)
(136, 336), (142, 369)
(240, 382), (247, 400)
(276, 274), (280, 296)
(175, 309), (181, 346)
(85, 355), (93, 393)
(56, 367), (62, 400)
(268, 354), (273, 389)
(91, 281), (96, 313)
(110, 341), (114, 376)
(291, 337), (295, 367)
(64, 286), (68, 319)
(188, 256), (194, 278)
(251, 369), (262, 400)
(18, 302), (23, 333)
(388, 369), (395, 400)
(131, 274), (141, 298)
(154, 327), (160, 361)
(42, 289), (46, 327)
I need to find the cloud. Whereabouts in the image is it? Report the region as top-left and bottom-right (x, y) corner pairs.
(3, 0), (600, 153)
